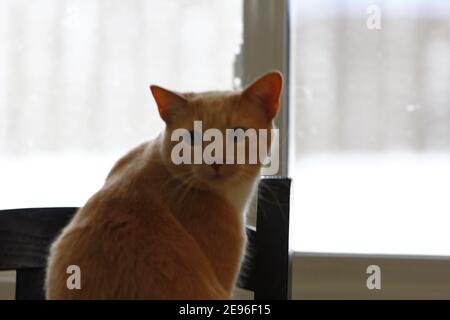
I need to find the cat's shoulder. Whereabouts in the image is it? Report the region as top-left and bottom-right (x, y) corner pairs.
(106, 139), (157, 179)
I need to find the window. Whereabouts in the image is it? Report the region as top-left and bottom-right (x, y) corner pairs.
(290, 0), (450, 256)
(0, 0), (243, 209)
(3, 0), (450, 300)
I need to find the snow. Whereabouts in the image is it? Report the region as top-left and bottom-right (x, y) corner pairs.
(1, 151), (450, 256)
(0, 152), (120, 209)
(292, 153), (450, 256)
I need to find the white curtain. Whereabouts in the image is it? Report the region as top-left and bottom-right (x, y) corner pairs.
(0, 0), (242, 155)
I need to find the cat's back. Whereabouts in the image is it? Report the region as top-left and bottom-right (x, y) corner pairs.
(46, 140), (226, 299)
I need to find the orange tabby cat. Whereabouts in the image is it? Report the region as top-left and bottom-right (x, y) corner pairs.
(45, 71), (283, 299)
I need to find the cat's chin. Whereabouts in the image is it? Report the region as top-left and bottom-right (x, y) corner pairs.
(197, 177), (229, 190)
(189, 174), (235, 192)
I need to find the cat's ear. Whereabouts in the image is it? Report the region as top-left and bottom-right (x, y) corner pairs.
(242, 71), (283, 120)
(150, 85), (187, 123)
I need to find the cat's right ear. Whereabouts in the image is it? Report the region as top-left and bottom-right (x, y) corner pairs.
(150, 85), (187, 123)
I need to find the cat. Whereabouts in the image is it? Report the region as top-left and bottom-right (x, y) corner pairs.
(45, 71), (283, 299)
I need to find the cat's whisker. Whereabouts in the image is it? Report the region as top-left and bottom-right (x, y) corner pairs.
(167, 173), (199, 206)
(160, 171), (194, 196)
(233, 170), (285, 213)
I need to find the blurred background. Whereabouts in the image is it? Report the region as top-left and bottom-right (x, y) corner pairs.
(1, 0), (450, 258)
(0, 0), (242, 208)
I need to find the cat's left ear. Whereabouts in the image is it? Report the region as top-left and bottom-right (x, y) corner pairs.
(150, 85), (187, 124)
(242, 71), (283, 120)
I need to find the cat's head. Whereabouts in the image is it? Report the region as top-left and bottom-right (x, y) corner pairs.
(150, 71), (283, 192)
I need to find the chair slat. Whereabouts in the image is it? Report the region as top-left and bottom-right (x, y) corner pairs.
(236, 226), (257, 291)
(16, 268), (46, 300)
(0, 208), (78, 270)
(254, 177), (292, 300)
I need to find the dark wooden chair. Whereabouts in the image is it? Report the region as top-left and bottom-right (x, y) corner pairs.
(0, 177), (291, 300)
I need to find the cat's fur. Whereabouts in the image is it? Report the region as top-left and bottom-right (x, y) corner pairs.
(45, 71), (283, 299)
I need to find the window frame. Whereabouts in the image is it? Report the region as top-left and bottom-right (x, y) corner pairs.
(240, 0), (290, 178)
